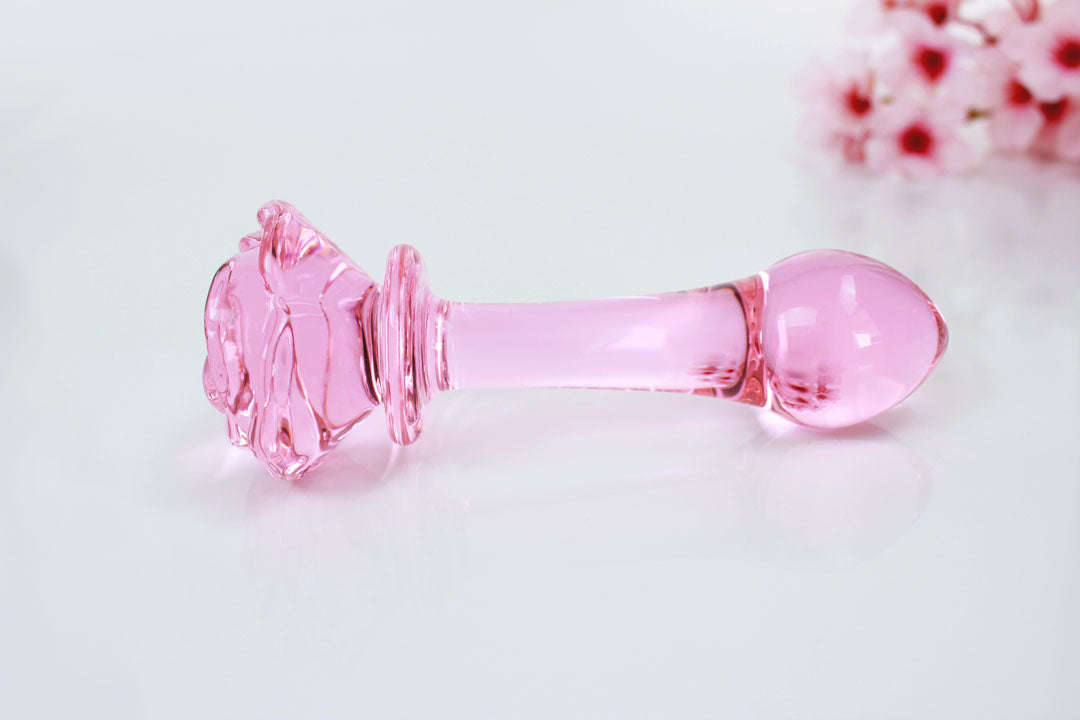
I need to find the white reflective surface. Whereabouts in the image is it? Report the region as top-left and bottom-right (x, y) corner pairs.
(2, 0), (1078, 717)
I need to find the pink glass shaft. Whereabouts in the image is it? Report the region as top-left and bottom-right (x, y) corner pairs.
(441, 284), (752, 394)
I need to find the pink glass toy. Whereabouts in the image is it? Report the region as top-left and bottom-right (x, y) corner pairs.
(203, 201), (948, 480)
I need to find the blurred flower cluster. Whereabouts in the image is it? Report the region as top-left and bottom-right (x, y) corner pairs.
(801, 0), (1080, 177)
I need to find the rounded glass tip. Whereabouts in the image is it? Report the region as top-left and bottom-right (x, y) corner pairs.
(761, 250), (948, 429)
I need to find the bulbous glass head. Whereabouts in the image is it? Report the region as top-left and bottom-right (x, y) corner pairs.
(761, 250), (947, 428)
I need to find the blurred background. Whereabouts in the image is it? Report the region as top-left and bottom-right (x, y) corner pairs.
(1, 0), (1078, 717)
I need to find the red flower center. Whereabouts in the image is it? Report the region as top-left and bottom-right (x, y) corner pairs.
(1007, 80), (1033, 106)
(899, 123), (935, 156)
(1040, 97), (1070, 124)
(1055, 38), (1080, 69)
(845, 86), (873, 117)
(915, 46), (949, 82)
(926, 2), (950, 25)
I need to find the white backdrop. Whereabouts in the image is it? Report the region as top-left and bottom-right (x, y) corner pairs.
(2, 0), (1078, 717)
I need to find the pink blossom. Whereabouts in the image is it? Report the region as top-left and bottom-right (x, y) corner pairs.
(1030, 96), (1080, 160)
(1008, 0), (1042, 24)
(989, 75), (1045, 149)
(1000, 0), (1080, 99)
(865, 101), (974, 178)
(910, 0), (962, 26)
(983, 50), (1044, 150)
(981, 5), (1024, 38)
(982, 37), (1080, 159)
(849, 0), (962, 34)
(797, 52), (878, 163)
(879, 14), (983, 105)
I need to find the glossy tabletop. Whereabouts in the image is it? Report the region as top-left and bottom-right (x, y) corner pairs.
(1, 0), (1078, 717)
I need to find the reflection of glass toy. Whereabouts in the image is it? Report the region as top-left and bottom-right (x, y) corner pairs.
(203, 201), (948, 480)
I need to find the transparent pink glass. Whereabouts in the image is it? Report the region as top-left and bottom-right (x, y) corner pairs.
(204, 201), (948, 479)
